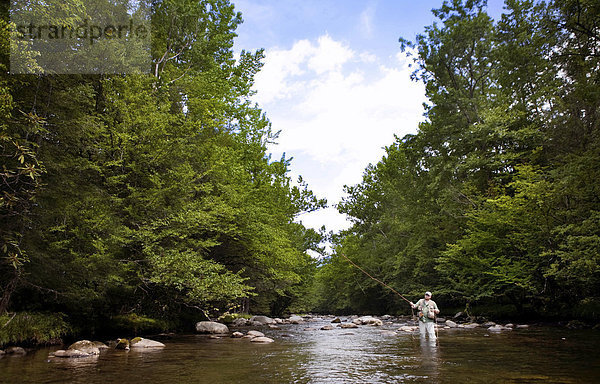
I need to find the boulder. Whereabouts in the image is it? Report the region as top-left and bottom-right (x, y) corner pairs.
(246, 330), (265, 338)
(115, 338), (130, 350)
(505, 323), (514, 328)
(320, 325), (334, 331)
(231, 332), (244, 338)
(53, 349), (92, 358)
(196, 321), (229, 334)
(354, 316), (383, 326)
(5, 346), (26, 355)
(482, 321), (497, 327)
(250, 336), (274, 343)
(68, 340), (100, 355)
(462, 323), (479, 329)
(488, 324), (511, 331)
(92, 341), (109, 350)
(381, 315), (392, 321)
(398, 325), (417, 332)
(338, 323), (358, 329)
(268, 324), (280, 329)
(273, 318), (284, 324)
(331, 317), (341, 323)
(445, 320), (458, 328)
(250, 315), (274, 325)
(288, 315), (304, 324)
(232, 318), (248, 327)
(130, 337), (165, 348)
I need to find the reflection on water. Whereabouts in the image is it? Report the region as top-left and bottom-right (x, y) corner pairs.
(1, 320), (599, 384)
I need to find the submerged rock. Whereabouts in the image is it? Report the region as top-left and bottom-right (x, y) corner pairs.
(68, 340), (100, 355)
(250, 336), (274, 343)
(196, 321), (229, 334)
(52, 349), (92, 358)
(5, 346), (26, 355)
(130, 337), (165, 348)
(338, 323), (358, 329)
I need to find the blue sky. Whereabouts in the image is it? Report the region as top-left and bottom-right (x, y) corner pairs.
(232, 1), (506, 238)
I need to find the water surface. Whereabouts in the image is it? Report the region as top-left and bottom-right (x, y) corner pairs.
(1, 319), (598, 383)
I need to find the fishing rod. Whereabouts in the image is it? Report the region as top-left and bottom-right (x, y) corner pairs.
(341, 253), (440, 344)
(340, 253), (412, 305)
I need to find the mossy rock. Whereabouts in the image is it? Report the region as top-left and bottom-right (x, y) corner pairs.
(115, 338), (130, 350)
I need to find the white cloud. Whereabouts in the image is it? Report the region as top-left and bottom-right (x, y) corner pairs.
(253, 35), (426, 234)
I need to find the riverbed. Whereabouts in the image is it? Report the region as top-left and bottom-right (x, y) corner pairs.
(1, 319), (599, 383)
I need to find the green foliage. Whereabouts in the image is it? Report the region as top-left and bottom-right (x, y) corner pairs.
(315, 0), (600, 321)
(0, 0), (324, 337)
(111, 314), (169, 335)
(0, 312), (71, 347)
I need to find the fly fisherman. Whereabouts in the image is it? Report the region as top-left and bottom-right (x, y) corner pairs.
(411, 291), (440, 340)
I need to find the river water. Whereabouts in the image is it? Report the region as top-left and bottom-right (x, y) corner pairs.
(1, 319), (599, 383)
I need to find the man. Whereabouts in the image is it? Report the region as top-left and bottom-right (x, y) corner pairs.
(411, 291), (440, 339)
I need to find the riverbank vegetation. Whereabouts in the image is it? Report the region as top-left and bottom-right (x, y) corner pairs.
(1, 0), (325, 344)
(314, 0), (600, 323)
(1, 0), (599, 347)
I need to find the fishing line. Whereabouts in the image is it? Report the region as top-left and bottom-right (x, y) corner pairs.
(340, 253), (412, 304)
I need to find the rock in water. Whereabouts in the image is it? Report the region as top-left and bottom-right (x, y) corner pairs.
(321, 325), (334, 330)
(232, 318), (248, 327)
(250, 315), (275, 325)
(92, 341), (109, 349)
(115, 338), (130, 350)
(231, 332), (244, 338)
(52, 349), (92, 358)
(331, 317), (341, 323)
(68, 340), (100, 355)
(250, 336), (274, 343)
(354, 316), (383, 326)
(246, 330), (265, 338)
(5, 346), (26, 355)
(288, 315), (304, 324)
(445, 320), (458, 328)
(338, 323), (358, 329)
(130, 337), (165, 348)
(196, 321), (229, 334)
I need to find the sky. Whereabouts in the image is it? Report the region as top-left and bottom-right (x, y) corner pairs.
(232, 0), (506, 237)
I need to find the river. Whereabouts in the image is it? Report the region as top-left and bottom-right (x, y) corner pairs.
(1, 318), (599, 383)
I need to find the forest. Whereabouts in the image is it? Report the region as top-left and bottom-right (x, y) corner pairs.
(1, 0), (599, 346)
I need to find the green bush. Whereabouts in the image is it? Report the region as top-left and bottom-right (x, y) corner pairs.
(111, 313), (169, 335)
(0, 312), (71, 347)
(217, 312), (251, 324)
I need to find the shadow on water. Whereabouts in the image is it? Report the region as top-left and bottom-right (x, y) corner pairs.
(1, 320), (599, 384)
